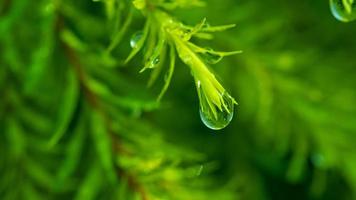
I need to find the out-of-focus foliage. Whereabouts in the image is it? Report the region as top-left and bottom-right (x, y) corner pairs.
(1, 0), (356, 200)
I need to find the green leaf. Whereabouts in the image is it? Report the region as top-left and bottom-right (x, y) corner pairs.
(48, 68), (80, 147)
(24, 9), (56, 94)
(286, 133), (308, 183)
(0, 0), (28, 34)
(188, 42), (242, 57)
(180, 18), (208, 41)
(157, 45), (176, 101)
(17, 106), (52, 133)
(201, 24), (236, 32)
(61, 29), (88, 52)
(90, 109), (117, 183)
(343, 0), (353, 14)
(182, 21), (236, 35)
(74, 164), (103, 200)
(26, 158), (54, 190)
(187, 42), (242, 64)
(87, 78), (159, 113)
(22, 182), (43, 200)
(56, 116), (86, 182)
(125, 19), (151, 63)
(147, 43), (167, 87)
(107, 5), (134, 52)
(160, 0), (206, 10)
(104, 0), (116, 19)
(193, 32), (214, 40)
(5, 118), (26, 158)
(140, 34), (166, 73)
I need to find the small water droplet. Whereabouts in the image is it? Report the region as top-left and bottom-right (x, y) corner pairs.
(152, 57), (160, 65)
(199, 90), (235, 130)
(130, 31), (143, 48)
(140, 56), (160, 72)
(199, 50), (223, 64)
(330, 0), (356, 22)
(148, 56), (160, 68)
(179, 29), (192, 41)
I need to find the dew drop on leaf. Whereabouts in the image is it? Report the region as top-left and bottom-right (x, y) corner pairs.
(199, 90), (235, 130)
(199, 51), (223, 64)
(148, 56), (160, 68)
(130, 31), (144, 48)
(330, 0), (356, 22)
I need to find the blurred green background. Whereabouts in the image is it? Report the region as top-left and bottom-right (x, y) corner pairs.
(1, 0), (356, 199)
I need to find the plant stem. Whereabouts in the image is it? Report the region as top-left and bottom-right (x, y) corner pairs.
(58, 15), (149, 200)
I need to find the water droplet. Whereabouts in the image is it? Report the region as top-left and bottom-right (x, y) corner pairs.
(148, 56), (160, 68)
(179, 29), (192, 41)
(130, 31), (143, 48)
(140, 56), (160, 73)
(152, 57), (160, 65)
(199, 89), (235, 130)
(330, 0), (356, 22)
(199, 50), (223, 64)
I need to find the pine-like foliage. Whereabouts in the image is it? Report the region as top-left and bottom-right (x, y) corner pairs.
(1, 0), (356, 200)
(0, 0), (236, 199)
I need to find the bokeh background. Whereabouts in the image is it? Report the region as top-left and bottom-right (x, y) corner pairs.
(1, 0), (356, 199)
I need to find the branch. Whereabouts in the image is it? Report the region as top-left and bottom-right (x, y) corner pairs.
(58, 16), (149, 200)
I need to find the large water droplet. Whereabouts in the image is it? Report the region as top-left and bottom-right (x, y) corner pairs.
(330, 0), (356, 22)
(130, 31), (143, 48)
(199, 90), (235, 130)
